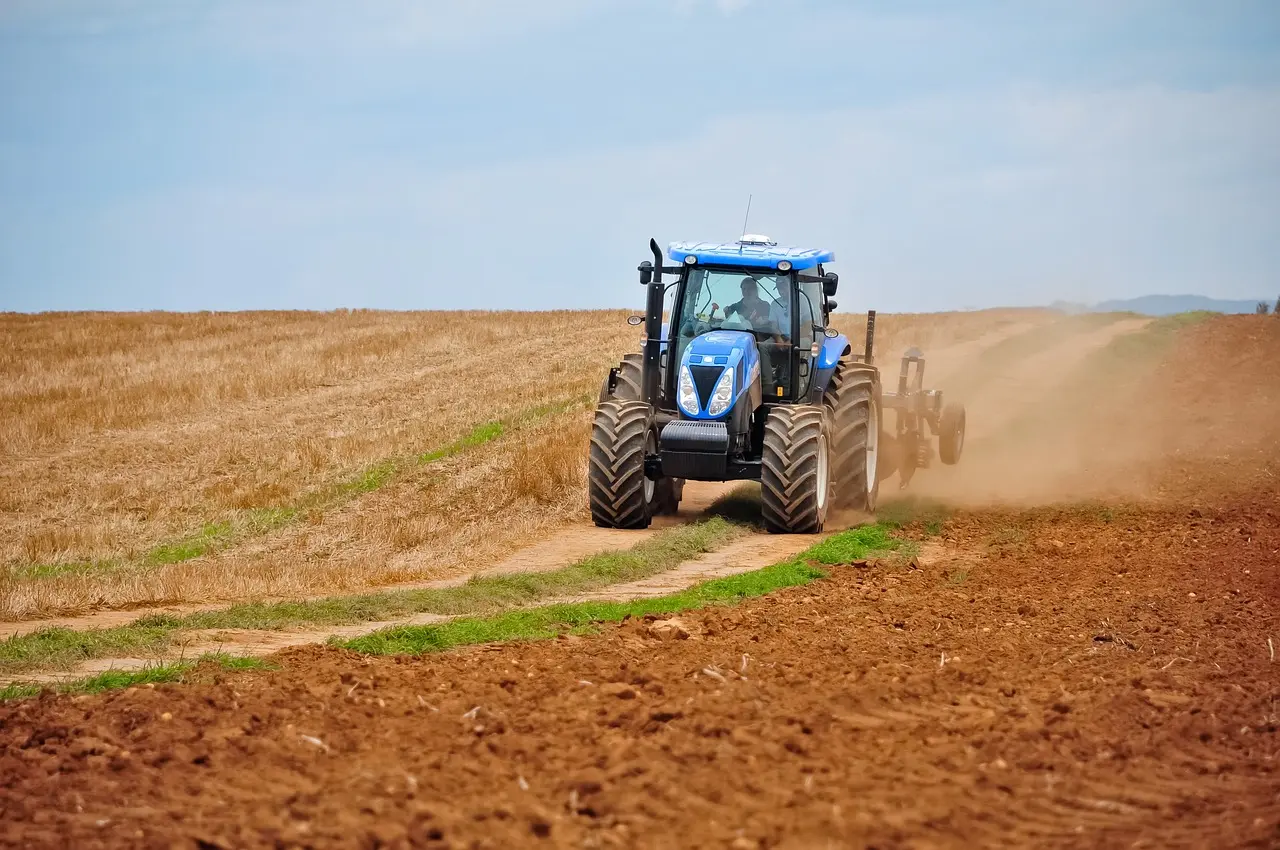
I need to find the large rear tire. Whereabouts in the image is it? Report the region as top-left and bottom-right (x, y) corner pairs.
(761, 405), (832, 534)
(588, 400), (653, 529)
(938, 402), (966, 465)
(597, 353), (644, 403)
(823, 363), (881, 512)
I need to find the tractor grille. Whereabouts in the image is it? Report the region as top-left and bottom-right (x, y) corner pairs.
(689, 365), (724, 408)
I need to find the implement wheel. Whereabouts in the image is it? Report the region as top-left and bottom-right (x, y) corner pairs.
(588, 400), (654, 529)
(823, 362), (881, 512)
(938, 402), (966, 465)
(761, 405), (832, 534)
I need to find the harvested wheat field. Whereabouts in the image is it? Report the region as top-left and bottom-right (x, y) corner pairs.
(1, 310), (1278, 849)
(0, 307), (1038, 621)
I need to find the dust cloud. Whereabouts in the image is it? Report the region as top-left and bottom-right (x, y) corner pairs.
(878, 313), (1280, 507)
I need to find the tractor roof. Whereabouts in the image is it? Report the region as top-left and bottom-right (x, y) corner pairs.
(668, 236), (834, 271)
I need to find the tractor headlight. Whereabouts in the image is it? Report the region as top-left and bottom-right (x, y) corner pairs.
(706, 367), (735, 417)
(777, 260), (792, 272)
(677, 366), (700, 416)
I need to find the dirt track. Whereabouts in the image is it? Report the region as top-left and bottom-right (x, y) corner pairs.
(1, 314), (1278, 848)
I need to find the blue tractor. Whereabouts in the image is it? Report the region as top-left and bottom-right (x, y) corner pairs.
(590, 236), (965, 533)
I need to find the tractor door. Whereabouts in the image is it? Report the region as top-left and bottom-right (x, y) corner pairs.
(794, 277), (822, 397)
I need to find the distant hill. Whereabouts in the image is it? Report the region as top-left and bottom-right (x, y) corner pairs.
(1051, 295), (1270, 316)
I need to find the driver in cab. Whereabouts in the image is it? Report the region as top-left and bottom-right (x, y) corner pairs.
(711, 277), (786, 339)
(711, 277), (790, 390)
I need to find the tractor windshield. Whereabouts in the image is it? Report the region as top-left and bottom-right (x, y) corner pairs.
(678, 269), (789, 336)
(674, 268), (796, 398)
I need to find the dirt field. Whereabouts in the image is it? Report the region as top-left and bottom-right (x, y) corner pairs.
(1, 310), (1278, 848)
(3, 492), (1276, 849)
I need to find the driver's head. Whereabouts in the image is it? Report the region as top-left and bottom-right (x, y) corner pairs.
(739, 277), (759, 299)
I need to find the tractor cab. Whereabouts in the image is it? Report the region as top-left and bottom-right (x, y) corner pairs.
(666, 236), (838, 410)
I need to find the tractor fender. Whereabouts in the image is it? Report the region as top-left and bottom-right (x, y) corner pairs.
(807, 333), (853, 404)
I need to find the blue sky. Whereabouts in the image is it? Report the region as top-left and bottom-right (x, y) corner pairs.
(1, 0), (1277, 313)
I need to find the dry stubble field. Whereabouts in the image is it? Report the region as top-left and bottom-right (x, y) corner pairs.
(0, 307), (1035, 621)
(1, 308), (1278, 848)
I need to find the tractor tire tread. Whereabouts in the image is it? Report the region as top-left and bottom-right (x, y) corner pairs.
(598, 353), (645, 402)
(588, 400), (653, 529)
(823, 361), (879, 511)
(761, 405), (829, 534)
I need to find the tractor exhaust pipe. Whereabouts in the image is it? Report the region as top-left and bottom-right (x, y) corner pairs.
(640, 238), (666, 408)
(864, 310), (876, 364)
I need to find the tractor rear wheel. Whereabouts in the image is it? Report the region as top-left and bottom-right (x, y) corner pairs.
(588, 400), (654, 529)
(597, 353), (644, 403)
(822, 362), (881, 512)
(761, 405), (832, 534)
(938, 402), (966, 465)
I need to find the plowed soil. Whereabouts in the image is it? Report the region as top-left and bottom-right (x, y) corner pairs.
(2, 489), (1277, 849)
(2, 314), (1277, 849)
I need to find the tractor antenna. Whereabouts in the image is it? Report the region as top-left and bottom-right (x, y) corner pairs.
(739, 194), (753, 242)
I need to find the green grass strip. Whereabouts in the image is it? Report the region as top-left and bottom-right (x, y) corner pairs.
(338, 522), (901, 657)
(1, 521), (904, 697)
(0, 654), (276, 702)
(0, 514), (748, 676)
(418, 421), (504, 464)
(16, 393), (595, 579)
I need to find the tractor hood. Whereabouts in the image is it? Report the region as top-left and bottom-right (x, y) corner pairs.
(676, 330), (760, 420)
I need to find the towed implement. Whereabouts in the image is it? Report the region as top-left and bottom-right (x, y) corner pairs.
(591, 236), (964, 533)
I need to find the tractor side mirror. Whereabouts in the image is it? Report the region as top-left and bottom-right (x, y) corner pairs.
(826, 299), (838, 313)
(822, 273), (839, 297)
(638, 260), (654, 285)
(626, 315), (643, 326)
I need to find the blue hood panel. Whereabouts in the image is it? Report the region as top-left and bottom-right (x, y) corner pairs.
(678, 331), (760, 419)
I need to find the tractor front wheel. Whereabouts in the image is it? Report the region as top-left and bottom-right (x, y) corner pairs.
(761, 405), (832, 534)
(598, 354), (682, 515)
(588, 400), (654, 529)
